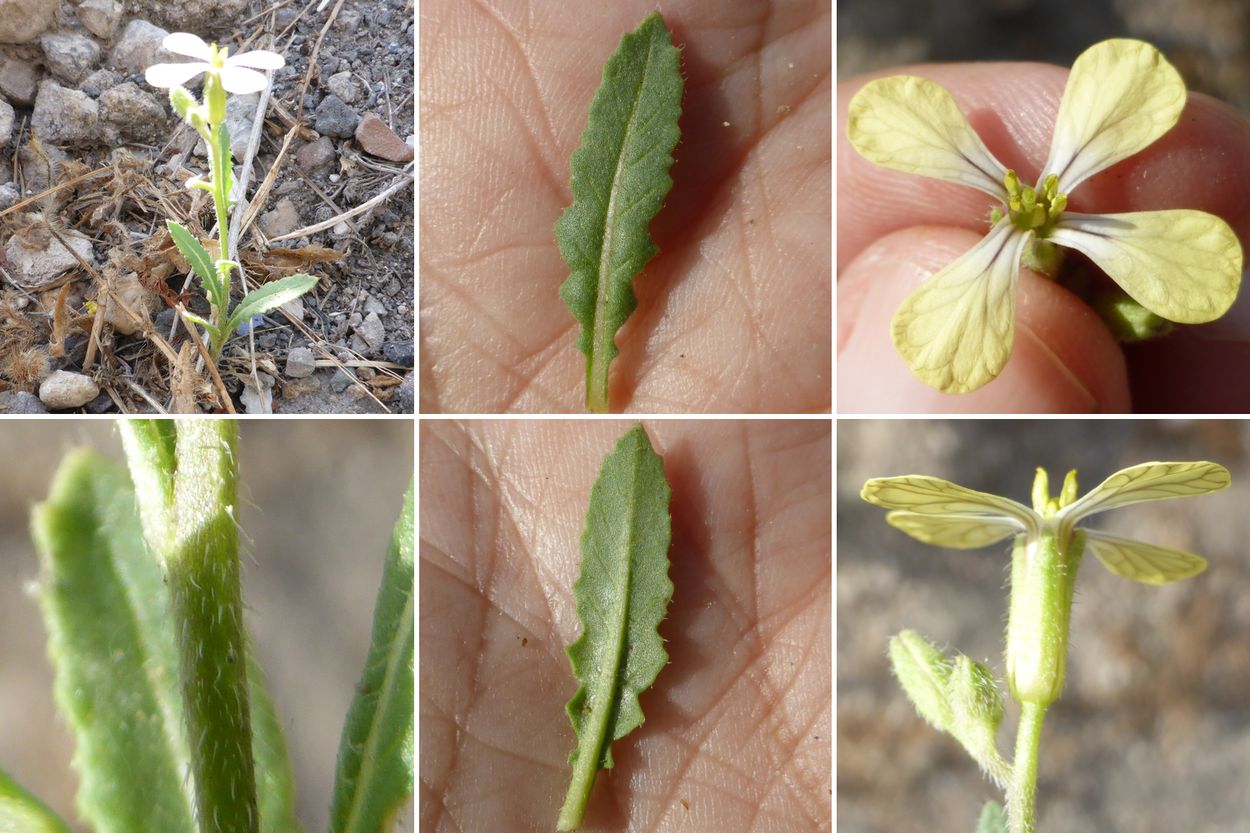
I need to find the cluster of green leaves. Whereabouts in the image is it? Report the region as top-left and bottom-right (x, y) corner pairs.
(6, 421), (413, 833)
(558, 425), (673, 830)
(556, 13), (683, 413)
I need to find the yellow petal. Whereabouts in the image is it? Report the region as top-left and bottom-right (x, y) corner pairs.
(862, 475), (1038, 535)
(885, 510), (1023, 549)
(892, 220), (1029, 393)
(1050, 210), (1242, 323)
(1043, 39), (1186, 192)
(847, 75), (1009, 197)
(1059, 462), (1230, 530)
(1083, 530), (1207, 585)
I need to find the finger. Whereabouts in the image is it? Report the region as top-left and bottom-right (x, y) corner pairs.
(837, 62), (1250, 269)
(837, 226), (1131, 413)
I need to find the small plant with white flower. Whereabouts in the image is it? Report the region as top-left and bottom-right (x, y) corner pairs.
(145, 33), (317, 361)
(861, 461), (1229, 833)
(847, 39), (1244, 394)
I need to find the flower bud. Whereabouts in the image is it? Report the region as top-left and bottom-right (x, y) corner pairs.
(888, 629), (952, 732)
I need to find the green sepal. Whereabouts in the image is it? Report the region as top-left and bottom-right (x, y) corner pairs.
(1091, 290), (1174, 342)
(0, 769), (74, 833)
(223, 274), (319, 338)
(169, 86), (197, 121)
(948, 656), (1010, 787)
(888, 629), (954, 731)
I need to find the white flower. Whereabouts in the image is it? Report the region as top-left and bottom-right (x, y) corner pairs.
(144, 32), (284, 95)
(847, 39), (1244, 394)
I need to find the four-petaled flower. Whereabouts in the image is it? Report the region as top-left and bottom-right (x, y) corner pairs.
(847, 39), (1244, 394)
(145, 32), (284, 95)
(862, 461), (1229, 704)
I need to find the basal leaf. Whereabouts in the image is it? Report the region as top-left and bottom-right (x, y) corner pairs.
(0, 768), (73, 833)
(223, 274), (319, 337)
(557, 425), (672, 830)
(556, 13), (683, 413)
(32, 446), (303, 833)
(329, 480), (415, 833)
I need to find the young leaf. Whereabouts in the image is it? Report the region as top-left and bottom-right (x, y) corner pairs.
(0, 768), (74, 833)
(976, 801), (1008, 833)
(557, 425), (673, 830)
(555, 13), (683, 413)
(223, 274), (319, 337)
(329, 481), (415, 833)
(167, 219), (225, 312)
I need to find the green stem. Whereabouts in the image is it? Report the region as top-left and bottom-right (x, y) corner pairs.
(1008, 702), (1046, 833)
(209, 122), (233, 358)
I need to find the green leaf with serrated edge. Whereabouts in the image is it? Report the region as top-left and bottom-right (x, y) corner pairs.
(329, 481), (414, 833)
(0, 769), (73, 833)
(976, 800), (1008, 833)
(32, 449), (198, 833)
(557, 425), (672, 830)
(555, 13), (682, 413)
(167, 220), (225, 312)
(224, 274), (318, 337)
(33, 445), (303, 833)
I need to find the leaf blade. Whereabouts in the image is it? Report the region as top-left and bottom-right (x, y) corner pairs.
(167, 219), (225, 311)
(556, 12), (683, 413)
(223, 274), (318, 337)
(329, 481), (415, 833)
(558, 425), (672, 830)
(0, 768), (74, 833)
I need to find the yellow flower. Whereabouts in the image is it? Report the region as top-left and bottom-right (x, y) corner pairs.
(847, 39), (1244, 394)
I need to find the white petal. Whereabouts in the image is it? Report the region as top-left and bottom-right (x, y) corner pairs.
(862, 475), (1039, 534)
(885, 511), (1024, 549)
(219, 66), (269, 94)
(1058, 462), (1230, 530)
(1050, 210), (1242, 323)
(846, 75), (1009, 198)
(1083, 530), (1207, 585)
(227, 49), (285, 71)
(162, 32), (214, 61)
(144, 61), (210, 89)
(891, 220), (1030, 393)
(1042, 39), (1187, 193)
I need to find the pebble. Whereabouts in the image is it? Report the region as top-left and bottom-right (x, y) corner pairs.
(279, 297), (305, 321)
(0, 0), (56, 44)
(224, 92), (260, 158)
(41, 31), (102, 83)
(84, 391), (115, 413)
(0, 390), (47, 413)
(296, 136), (336, 173)
(326, 70), (359, 104)
(81, 68), (121, 97)
(99, 82), (167, 143)
(364, 294), (387, 317)
(285, 346), (316, 378)
(102, 272), (152, 335)
(77, 0), (124, 39)
(110, 19), (170, 76)
(355, 112), (413, 163)
(39, 371), (100, 410)
(259, 196), (301, 238)
(314, 94), (358, 138)
(0, 96), (12, 144)
(32, 80), (99, 143)
(139, 0), (249, 31)
(332, 221), (350, 236)
(0, 57), (39, 105)
(240, 370), (274, 414)
(394, 371), (414, 412)
(329, 368), (355, 393)
(4, 229), (95, 286)
(355, 311), (386, 350)
(0, 182), (18, 210)
(383, 340), (414, 368)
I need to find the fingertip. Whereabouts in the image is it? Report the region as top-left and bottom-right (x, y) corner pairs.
(837, 226), (1132, 413)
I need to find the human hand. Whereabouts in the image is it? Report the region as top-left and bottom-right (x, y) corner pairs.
(419, 421), (831, 831)
(420, 1), (831, 413)
(838, 61), (1250, 413)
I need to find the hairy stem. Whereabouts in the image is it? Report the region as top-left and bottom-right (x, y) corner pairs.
(1007, 702), (1046, 833)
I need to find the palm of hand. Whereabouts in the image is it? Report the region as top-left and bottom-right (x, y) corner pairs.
(420, 1), (832, 412)
(419, 422), (831, 832)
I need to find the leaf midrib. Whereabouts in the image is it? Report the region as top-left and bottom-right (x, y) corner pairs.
(590, 32), (660, 379)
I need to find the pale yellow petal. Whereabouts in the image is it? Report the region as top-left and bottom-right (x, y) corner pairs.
(847, 75), (1009, 198)
(862, 475), (1039, 535)
(1050, 210), (1242, 323)
(1059, 462), (1230, 529)
(1083, 530), (1207, 585)
(1043, 39), (1186, 192)
(892, 220), (1029, 393)
(885, 510), (1023, 549)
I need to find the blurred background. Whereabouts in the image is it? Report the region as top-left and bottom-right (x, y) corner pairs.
(838, 420), (1250, 833)
(838, 0), (1250, 117)
(0, 421), (413, 832)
